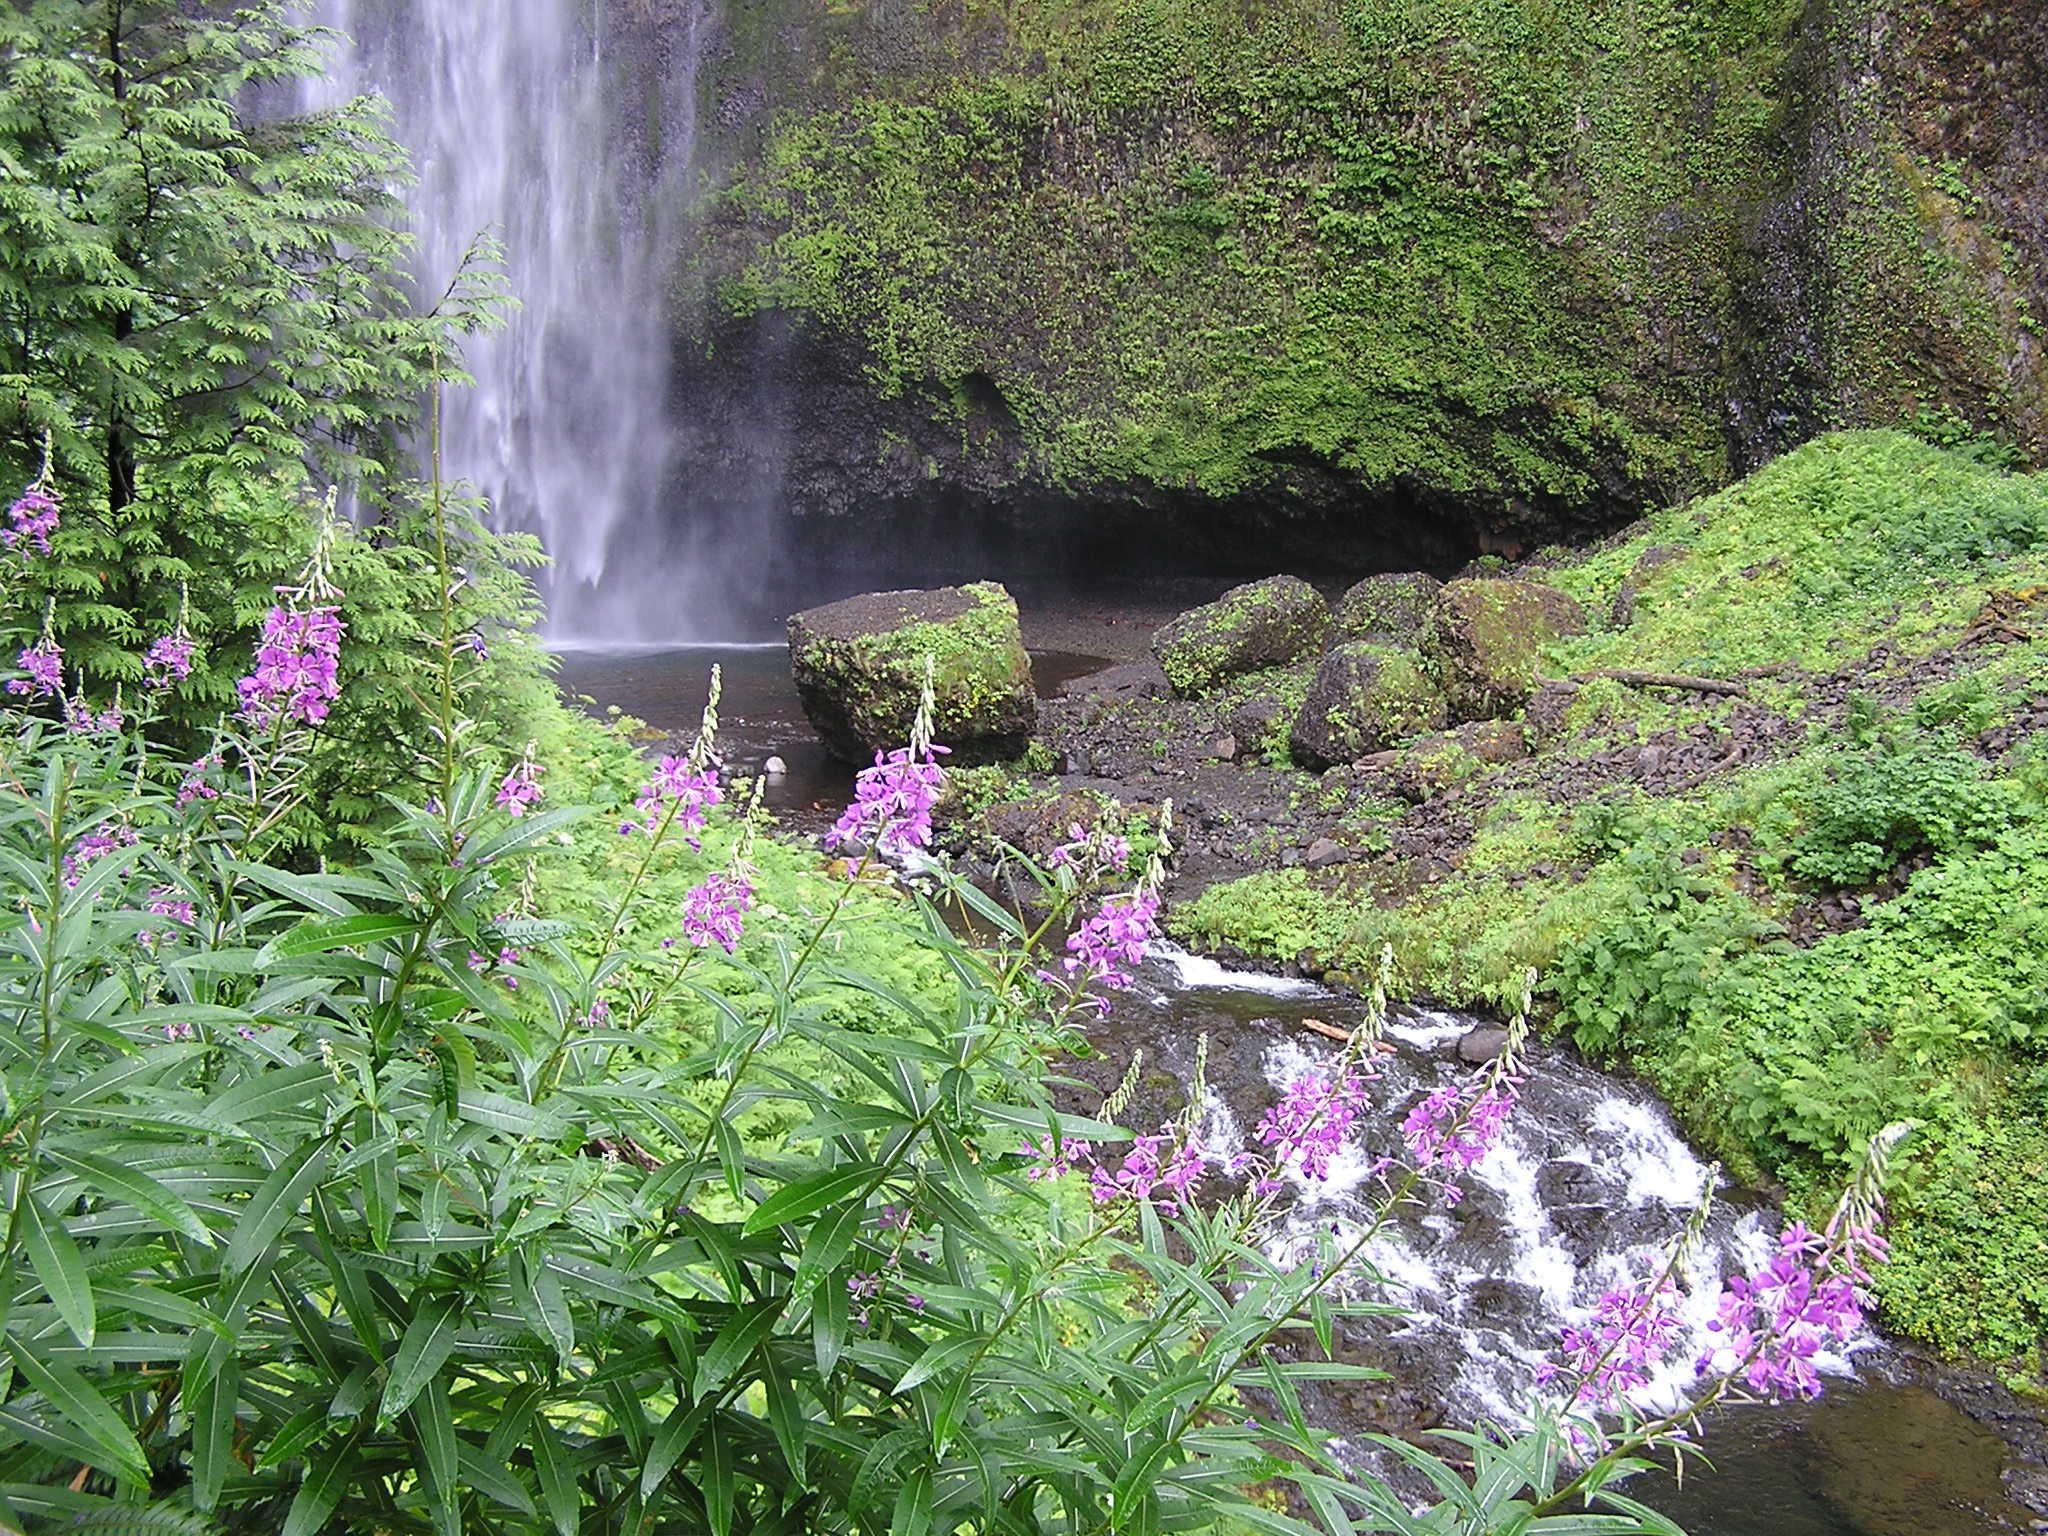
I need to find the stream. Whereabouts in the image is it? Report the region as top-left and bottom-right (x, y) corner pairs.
(561, 643), (2037, 1534)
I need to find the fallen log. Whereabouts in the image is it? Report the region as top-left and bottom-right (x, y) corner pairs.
(1585, 668), (1748, 697)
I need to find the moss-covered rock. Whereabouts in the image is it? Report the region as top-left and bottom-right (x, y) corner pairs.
(1421, 579), (1586, 722)
(661, 0), (2045, 569)
(1152, 576), (1329, 697)
(787, 582), (1035, 762)
(1290, 643), (1449, 770)
(1331, 573), (1444, 646)
(1393, 720), (1528, 801)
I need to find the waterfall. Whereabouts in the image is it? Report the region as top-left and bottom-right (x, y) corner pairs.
(302, 0), (722, 642)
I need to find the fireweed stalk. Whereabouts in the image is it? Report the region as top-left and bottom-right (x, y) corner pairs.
(1527, 1121), (1912, 1502)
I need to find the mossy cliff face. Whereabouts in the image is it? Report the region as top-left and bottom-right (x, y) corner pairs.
(647, 0), (2046, 566)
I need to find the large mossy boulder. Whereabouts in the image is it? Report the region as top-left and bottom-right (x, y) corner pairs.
(1152, 576), (1329, 697)
(1420, 579), (1587, 722)
(1331, 573), (1443, 646)
(788, 582), (1036, 763)
(1290, 644), (1449, 770)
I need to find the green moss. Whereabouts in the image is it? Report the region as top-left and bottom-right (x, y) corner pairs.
(686, 0), (2041, 520)
(1161, 433), (2048, 1373)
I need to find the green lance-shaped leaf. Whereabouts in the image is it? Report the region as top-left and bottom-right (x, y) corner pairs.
(694, 1297), (785, 1398)
(1, 1337), (148, 1488)
(742, 1164), (883, 1236)
(380, 1293), (461, 1418)
(222, 1139), (330, 1276)
(255, 913), (420, 965)
(18, 1192), (95, 1346)
(46, 1146), (215, 1246)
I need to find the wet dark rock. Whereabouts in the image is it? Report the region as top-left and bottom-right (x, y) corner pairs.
(788, 582), (1036, 762)
(1457, 1026), (1512, 1063)
(1152, 576), (1329, 697)
(1290, 642), (1450, 770)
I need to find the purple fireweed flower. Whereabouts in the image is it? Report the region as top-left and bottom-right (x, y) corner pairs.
(1693, 1217), (1884, 1401)
(1047, 822), (1133, 882)
(1256, 1064), (1374, 1184)
(1023, 1134), (1095, 1182)
(143, 631), (196, 690)
(237, 604), (343, 730)
(62, 694), (123, 736)
(825, 744), (948, 859)
(1542, 1271), (1685, 1410)
(1401, 1076), (1520, 1176)
(623, 755), (722, 847)
(64, 824), (137, 887)
(177, 754), (223, 807)
(3, 486), (59, 557)
(1061, 890), (1160, 991)
(681, 871), (752, 953)
(495, 758), (544, 817)
(1089, 1125), (1206, 1216)
(7, 640), (61, 699)
(146, 887), (196, 928)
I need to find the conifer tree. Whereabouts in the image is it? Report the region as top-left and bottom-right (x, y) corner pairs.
(0, 0), (501, 674)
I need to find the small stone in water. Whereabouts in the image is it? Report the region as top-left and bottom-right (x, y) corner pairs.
(763, 755), (787, 776)
(1458, 1027), (1512, 1064)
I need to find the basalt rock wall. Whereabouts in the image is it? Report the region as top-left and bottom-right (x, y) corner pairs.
(633, 0), (2047, 576)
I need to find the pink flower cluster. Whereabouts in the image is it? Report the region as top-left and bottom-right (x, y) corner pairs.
(1046, 821), (1132, 882)
(3, 486), (59, 557)
(1401, 1074), (1520, 1201)
(63, 696), (123, 736)
(495, 760), (544, 817)
(825, 744), (948, 859)
(622, 756), (721, 847)
(1694, 1220), (1882, 1401)
(1021, 1134), (1093, 1181)
(177, 755), (223, 807)
(1539, 1272), (1684, 1410)
(143, 632), (196, 689)
(1256, 1064), (1373, 1186)
(1062, 891), (1160, 991)
(1089, 1126), (1207, 1216)
(7, 641), (61, 699)
(681, 871), (753, 953)
(64, 824), (137, 886)
(139, 886), (198, 951)
(237, 604), (343, 730)
(1026, 1125), (1207, 1217)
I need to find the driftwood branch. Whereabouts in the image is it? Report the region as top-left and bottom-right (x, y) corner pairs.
(1585, 669), (1749, 697)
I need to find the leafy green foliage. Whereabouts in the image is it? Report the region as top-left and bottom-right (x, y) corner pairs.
(1551, 839), (1780, 1059)
(1788, 742), (2019, 890)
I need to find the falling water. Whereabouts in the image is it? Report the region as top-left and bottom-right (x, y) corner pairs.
(302, 0), (723, 642)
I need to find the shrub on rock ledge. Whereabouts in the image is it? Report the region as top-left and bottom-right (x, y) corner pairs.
(788, 581), (1036, 762)
(1152, 575), (1329, 697)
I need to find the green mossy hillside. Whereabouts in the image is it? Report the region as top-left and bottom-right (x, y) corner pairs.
(682, 0), (2044, 530)
(1171, 431), (2048, 1376)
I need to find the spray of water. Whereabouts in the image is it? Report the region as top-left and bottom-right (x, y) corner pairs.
(302, 0), (730, 642)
